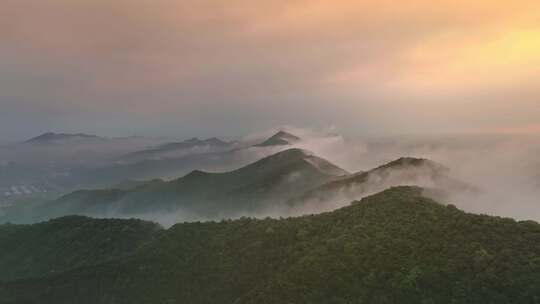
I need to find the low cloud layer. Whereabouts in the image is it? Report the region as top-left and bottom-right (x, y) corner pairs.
(123, 128), (540, 225)
(282, 127), (540, 222)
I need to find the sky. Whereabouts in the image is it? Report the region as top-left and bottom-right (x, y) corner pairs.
(1, 0), (539, 141)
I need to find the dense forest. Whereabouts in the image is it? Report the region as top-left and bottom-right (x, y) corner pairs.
(1, 186), (539, 303)
(0, 216), (162, 281)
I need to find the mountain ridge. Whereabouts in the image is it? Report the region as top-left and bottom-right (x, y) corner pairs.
(24, 132), (103, 144)
(117, 137), (235, 164)
(286, 156), (471, 209)
(0, 149), (348, 223)
(254, 131), (301, 147)
(1, 186), (539, 304)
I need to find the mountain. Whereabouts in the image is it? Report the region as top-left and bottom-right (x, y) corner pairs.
(24, 132), (104, 145)
(0, 216), (162, 281)
(255, 131), (300, 147)
(0, 134), (172, 205)
(112, 179), (163, 190)
(61, 132), (301, 189)
(1, 187), (539, 304)
(157, 137), (231, 152)
(287, 157), (474, 210)
(118, 137), (235, 164)
(65, 147), (253, 189)
(1, 149), (348, 224)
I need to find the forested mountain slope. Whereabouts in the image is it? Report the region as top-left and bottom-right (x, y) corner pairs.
(1, 187), (539, 304)
(0, 216), (162, 281)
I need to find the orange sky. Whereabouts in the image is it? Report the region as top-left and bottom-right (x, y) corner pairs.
(1, 0), (539, 138)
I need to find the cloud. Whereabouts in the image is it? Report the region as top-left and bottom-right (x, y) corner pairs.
(299, 131), (540, 222)
(1, 0), (539, 140)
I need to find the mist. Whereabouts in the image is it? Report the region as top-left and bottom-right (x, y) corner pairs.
(282, 127), (540, 222)
(113, 128), (540, 227)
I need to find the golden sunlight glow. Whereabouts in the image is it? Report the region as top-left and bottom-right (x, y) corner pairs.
(297, 1), (540, 98)
(400, 29), (540, 90)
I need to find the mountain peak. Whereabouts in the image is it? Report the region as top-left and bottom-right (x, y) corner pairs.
(181, 137), (227, 145)
(203, 137), (228, 145)
(184, 137), (200, 143)
(375, 157), (448, 173)
(268, 148), (310, 158)
(156, 137), (230, 150)
(182, 169), (210, 179)
(24, 132), (101, 144)
(352, 186), (424, 204)
(255, 131), (301, 147)
(249, 148), (347, 176)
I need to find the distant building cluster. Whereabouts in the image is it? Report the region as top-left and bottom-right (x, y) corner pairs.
(2, 185), (47, 198)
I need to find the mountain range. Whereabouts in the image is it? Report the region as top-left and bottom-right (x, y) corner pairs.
(286, 157), (475, 212)
(0, 131), (302, 205)
(0, 147), (473, 225)
(23, 132), (105, 145)
(117, 137), (236, 164)
(0, 149), (349, 224)
(1, 130), (538, 304)
(59, 131), (305, 189)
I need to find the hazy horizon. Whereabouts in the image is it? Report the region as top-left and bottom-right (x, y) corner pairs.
(2, 126), (539, 145)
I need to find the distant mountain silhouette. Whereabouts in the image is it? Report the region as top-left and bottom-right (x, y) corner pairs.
(118, 137), (235, 164)
(24, 132), (103, 145)
(1, 149), (348, 223)
(254, 131), (300, 147)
